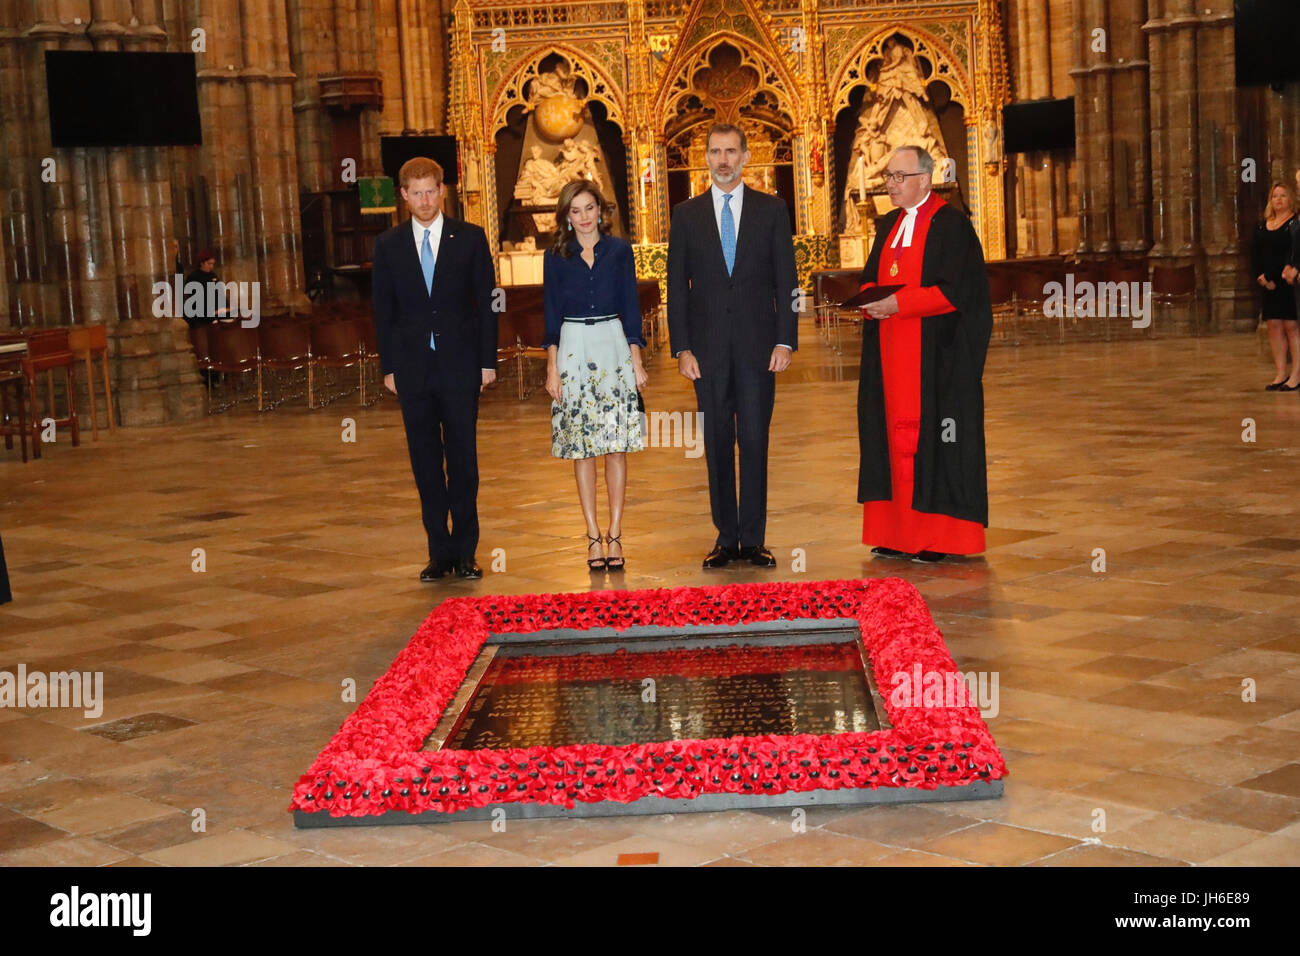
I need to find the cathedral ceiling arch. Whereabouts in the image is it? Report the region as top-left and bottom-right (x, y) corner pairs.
(486, 46), (626, 138)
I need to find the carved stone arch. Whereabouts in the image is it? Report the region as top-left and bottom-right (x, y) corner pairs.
(654, 33), (802, 133)
(656, 35), (802, 166)
(487, 47), (626, 136)
(830, 26), (972, 118)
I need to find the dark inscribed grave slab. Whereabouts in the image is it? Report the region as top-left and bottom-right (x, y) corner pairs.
(439, 641), (879, 750)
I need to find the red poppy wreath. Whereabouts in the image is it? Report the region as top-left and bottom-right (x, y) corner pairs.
(290, 577), (1006, 820)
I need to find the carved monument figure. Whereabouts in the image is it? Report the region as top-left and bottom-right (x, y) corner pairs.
(843, 39), (952, 234)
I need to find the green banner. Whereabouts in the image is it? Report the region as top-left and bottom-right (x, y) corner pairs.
(359, 176), (396, 214)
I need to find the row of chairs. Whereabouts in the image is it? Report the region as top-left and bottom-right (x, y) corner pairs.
(492, 280), (663, 400)
(987, 260), (1201, 345)
(189, 279), (665, 411)
(189, 316), (378, 413)
(812, 258), (1203, 353)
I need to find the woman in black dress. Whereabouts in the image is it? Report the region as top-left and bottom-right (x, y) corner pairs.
(1252, 182), (1298, 390)
(1285, 170), (1300, 346)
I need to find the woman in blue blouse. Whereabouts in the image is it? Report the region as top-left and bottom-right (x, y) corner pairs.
(544, 180), (648, 572)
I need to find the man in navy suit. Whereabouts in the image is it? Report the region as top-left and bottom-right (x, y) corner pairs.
(667, 124), (799, 569)
(372, 157), (498, 581)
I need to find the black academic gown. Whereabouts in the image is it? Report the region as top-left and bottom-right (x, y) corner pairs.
(0, 533), (10, 604)
(856, 204), (992, 525)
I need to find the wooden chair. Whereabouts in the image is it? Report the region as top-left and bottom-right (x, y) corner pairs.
(1151, 263), (1202, 334)
(22, 330), (80, 453)
(357, 316), (382, 405)
(206, 324), (261, 412)
(637, 279), (662, 356)
(309, 317), (367, 407)
(66, 324), (114, 439)
(188, 323), (213, 376)
(813, 272), (864, 355)
(511, 290), (549, 400)
(986, 267), (1017, 345)
(0, 341), (30, 462)
(492, 286), (547, 401)
(496, 310), (527, 400)
(257, 319), (312, 410)
(1011, 266), (1058, 343)
(1096, 259), (1150, 340)
(1101, 259), (1148, 287)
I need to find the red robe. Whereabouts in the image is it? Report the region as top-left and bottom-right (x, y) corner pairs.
(860, 191), (985, 555)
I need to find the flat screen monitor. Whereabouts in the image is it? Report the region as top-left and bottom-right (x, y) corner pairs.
(380, 136), (459, 186)
(1003, 98), (1075, 154)
(45, 51), (201, 147)
(1235, 0), (1300, 87)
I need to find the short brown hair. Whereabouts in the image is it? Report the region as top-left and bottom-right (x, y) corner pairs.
(706, 122), (747, 152)
(399, 157), (444, 189)
(550, 180), (615, 258)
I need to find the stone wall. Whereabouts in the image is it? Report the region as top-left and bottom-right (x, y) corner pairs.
(1007, 0), (1290, 331)
(0, 0), (386, 427)
(0, 0), (1290, 435)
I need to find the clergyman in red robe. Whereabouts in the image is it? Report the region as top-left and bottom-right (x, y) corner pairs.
(855, 146), (992, 563)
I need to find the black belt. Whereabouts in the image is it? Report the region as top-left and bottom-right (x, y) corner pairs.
(562, 314), (619, 325)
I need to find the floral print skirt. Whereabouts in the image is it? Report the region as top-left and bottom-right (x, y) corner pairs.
(551, 319), (645, 459)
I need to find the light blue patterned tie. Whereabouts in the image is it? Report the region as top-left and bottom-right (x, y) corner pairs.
(420, 228), (435, 294)
(421, 228), (436, 350)
(720, 193), (736, 276)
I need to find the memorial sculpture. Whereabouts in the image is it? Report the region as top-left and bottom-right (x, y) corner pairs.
(843, 40), (951, 235)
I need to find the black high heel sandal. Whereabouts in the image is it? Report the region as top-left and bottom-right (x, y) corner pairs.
(604, 532), (625, 572)
(587, 534), (607, 572)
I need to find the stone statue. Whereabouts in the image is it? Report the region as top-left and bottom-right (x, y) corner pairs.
(555, 138), (604, 187)
(573, 141), (603, 183)
(515, 145), (564, 203)
(528, 59), (577, 104)
(843, 38), (952, 232)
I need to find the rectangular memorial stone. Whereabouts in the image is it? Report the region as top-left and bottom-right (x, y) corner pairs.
(435, 641), (880, 751)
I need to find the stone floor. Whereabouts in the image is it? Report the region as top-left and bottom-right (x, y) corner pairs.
(1, 317), (1299, 867)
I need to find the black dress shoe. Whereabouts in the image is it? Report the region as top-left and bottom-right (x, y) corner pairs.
(702, 545), (739, 569)
(912, 551), (948, 563)
(420, 559), (453, 582)
(870, 546), (911, 559)
(454, 558), (483, 579)
(739, 545), (776, 567)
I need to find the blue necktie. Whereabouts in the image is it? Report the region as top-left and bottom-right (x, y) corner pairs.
(420, 227), (435, 294)
(421, 228), (436, 350)
(720, 193), (736, 276)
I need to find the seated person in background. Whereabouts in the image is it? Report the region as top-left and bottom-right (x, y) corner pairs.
(176, 242), (230, 327)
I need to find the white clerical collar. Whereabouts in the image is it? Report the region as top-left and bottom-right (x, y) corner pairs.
(890, 191), (931, 249)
